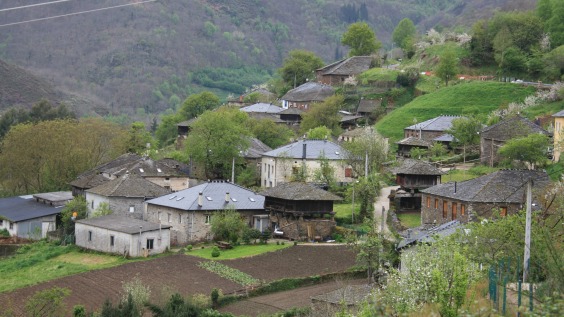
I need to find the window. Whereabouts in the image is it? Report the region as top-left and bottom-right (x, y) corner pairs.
(434, 199), (439, 209)
(500, 207), (507, 217)
(426, 197), (431, 208)
(205, 215), (211, 224)
(443, 201), (447, 218)
(129, 205), (135, 213)
(168, 213), (171, 223)
(88, 231), (92, 241)
(91, 200), (94, 208)
(452, 202), (457, 220)
(461, 204), (465, 216)
(110, 235), (115, 246)
(146, 239), (154, 250)
(179, 214), (182, 224)
(0, 219), (3, 227)
(345, 167), (352, 178)
(9, 222), (13, 230)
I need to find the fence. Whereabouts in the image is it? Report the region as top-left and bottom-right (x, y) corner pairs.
(488, 257), (535, 316)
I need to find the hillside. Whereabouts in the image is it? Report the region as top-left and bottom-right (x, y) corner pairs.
(0, 0), (535, 116)
(375, 81), (536, 140)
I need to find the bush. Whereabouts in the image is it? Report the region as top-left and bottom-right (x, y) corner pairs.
(260, 230), (271, 244)
(186, 245), (193, 251)
(0, 228), (9, 237)
(210, 288), (219, 307)
(211, 246), (220, 258)
(242, 228), (261, 244)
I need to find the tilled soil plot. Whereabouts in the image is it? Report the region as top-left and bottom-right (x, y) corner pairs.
(0, 245), (356, 315)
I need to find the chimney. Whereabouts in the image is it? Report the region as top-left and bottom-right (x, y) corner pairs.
(225, 192), (230, 203)
(198, 192), (203, 207)
(302, 143), (307, 159)
(407, 229), (412, 239)
(454, 182), (457, 194)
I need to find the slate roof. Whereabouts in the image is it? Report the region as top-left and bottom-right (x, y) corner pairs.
(433, 134), (455, 142)
(70, 153), (141, 188)
(339, 114), (364, 123)
(405, 115), (462, 132)
(260, 182), (342, 201)
(262, 139), (347, 160)
(340, 127), (374, 138)
(391, 159), (445, 176)
(244, 138), (272, 159)
(281, 82), (334, 102)
(553, 110), (564, 117)
(480, 116), (550, 141)
(146, 181), (264, 211)
(86, 173), (170, 198)
(76, 215), (171, 235)
(177, 118), (198, 128)
(246, 112), (285, 123)
(421, 169), (550, 204)
(357, 99), (381, 113)
(240, 103), (283, 114)
(397, 220), (462, 249)
(396, 137), (432, 147)
(317, 56), (373, 76)
(32, 192), (73, 206)
(0, 192), (71, 222)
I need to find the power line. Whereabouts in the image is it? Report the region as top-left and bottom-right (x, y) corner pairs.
(0, 0), (73, 13)
(0, 0), (157, 28)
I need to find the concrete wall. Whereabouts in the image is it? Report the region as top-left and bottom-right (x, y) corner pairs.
(261, 157), (353, 188)
(86, 192), (110, 216)
(75, 223), (170, 257)
(86, 193), (146, 220)
(0, 215), (56, 239)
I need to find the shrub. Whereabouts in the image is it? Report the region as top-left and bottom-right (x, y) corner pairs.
(0, 228), (9, 237)
(186, 245), (193, 251)
(210, 288), (219, 307)
(242, 228), (261, 244)
(260, 230), (271, 244)
(211, 246), (220, 258)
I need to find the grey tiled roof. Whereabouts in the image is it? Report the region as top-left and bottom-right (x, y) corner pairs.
(340, 127), (374, 138)
(0, 192), (71, 222)
(339, 114), (363, 123)
(260, 182), (342, 201)
(421, 169), (549, 203)
(405, 115), (462, 132)
(396, 137), (432, 147)
(433, 134), (455, 142)
(86, 173), (170, 198)
(317, 56), (373, 76)
(391, 159), (444, 175)
(76, 215), (171, 235)
(357, 99), (381, 113)
(281, 82), (334, 102)
(240, 103), (283, 114)
(244, 137), (272, 159)
(480, 116), (550, 141)
(262, 139), (347, 160)
(246, 112), (285, 123)
(553, 110), (564, 117)
(70, 153), (141, 188)
(397, 220), (462, 249)
(146, 181), (264, 211)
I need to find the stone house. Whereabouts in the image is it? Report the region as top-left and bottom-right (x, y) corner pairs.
(552, 110), (564, 162)
(403, 115), (462, 141)
(278, 108), (303, 126)
(281, 82), (334, 111)
(315, 56), (374, 85)
(85, 173), (170, 220)
(396, 137), (432, 157)
(0, 192), (71, 239)
(260, 182), (341, 241)
(480, 116), (551, 167)
(356, 98), (382, 118)
(75, 214), (171, 257)
(420, 169), (549, 226)
(390, 159), (444, 212)
(145, 181), (265, 245)
(260, 139), (354, 188)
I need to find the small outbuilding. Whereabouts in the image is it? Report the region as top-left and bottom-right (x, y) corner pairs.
(75, 214), (171, 257)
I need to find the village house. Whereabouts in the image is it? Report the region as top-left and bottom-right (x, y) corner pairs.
(479, 116), (551, 166)
(402, 115), (461, 141)
(75, 214), (171, 257)
(176, 118), (197, 149)
(70, 154), (192, 196)
(395, 137), (432, 157)
(315, 56), (374, 85)
(278, 107), (303, 126)
(260, 139), (354, 188)
(145, 181), (265, 245)
(420, 169), (549, 226)
(281, 82), (334, 111)
(356, 98), (383, 118)
(85, 173), (170, 220)
(0, 192), (72, 239)
(552, 110), (564, 162)
(390, 159), (444, 212)
(260, 182), (341, 241)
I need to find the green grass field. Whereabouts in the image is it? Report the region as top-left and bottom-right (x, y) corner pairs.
(333, 203), (361, 225)
(186, 243), (291, 260)
(396, 213), (421, 228)
(375, 81), (536, 141)
(357, 68), (399, 84)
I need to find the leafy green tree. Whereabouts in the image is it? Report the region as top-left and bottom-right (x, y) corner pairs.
(355, 174), (382, 221)
(236, 165), (259, 188)
(435, 47), (458, 86)
(537, 0), (553, 22)
(548, 0), (564, 47)
(306, 126), (332, 140)
(341, 22), (382, 57)
(341, 128), (389, 176)
(312, 154), (336, 187)
(248, 118), (294, 148)
(210, 208), (247, 243)
(498, 133), (550, 169)
(300, 95), (344, 136)
(278, 50), (324, 89)
(446, 117), (483, 163)
(25, 287), (71, 317)
(185, 107), (251, 179)
(155, 113), (183, 147)
(92, 202), (112, 218)
(543, 45), (564, 80)
(392, 18), (417, 52)
(346, 218), (384, 282)
(126, 122), (155, 155)
(179, 91), (221, 120)
(61, 196), (88, 235)
(29, 99), (75, 123)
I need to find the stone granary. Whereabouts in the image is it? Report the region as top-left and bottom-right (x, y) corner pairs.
(260, 182), (342, 241)
(316, 56), (374, 85)
(390, 159), (444, 212)
(281, 82), (334, 111)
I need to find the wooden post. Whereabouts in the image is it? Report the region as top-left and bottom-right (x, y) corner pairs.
(523, 179), (532, 283)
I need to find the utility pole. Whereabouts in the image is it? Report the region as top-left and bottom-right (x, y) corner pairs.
(522, 178), (532, 283)
(365, 150), (368, 177)
(231, 156), (235, 183)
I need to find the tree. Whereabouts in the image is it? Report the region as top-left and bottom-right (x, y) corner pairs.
(355, 174), (382, 221)
(346, 218), (385, 282)
(179, 91), (221, 120)
(392, 18), (417, 52)
(537, 0), (553, 23)
(210, 208), (247, 243)
(306, 126), (332, 140)
(300, 95), (344, 136)
(278, 50), (324, 89)
(341, 128), (389, 177)
(435, 47), (458, 86)
(61, 196), (88, 236)
(155, 113), (183, 147)
(125, 122), (155, 155)
(312, 154), (336, 187)
(498, 133), (550, 169)
(25, 287), (71, 317)
(185, 107), (251, 179)
(548, 0), (564, 47)
(543, 45), (564, 80)
(248, 117), (294, 148)
(446, 117), (482, 163)
(92, 202), (112, 218)
(341, 22), (381, 57)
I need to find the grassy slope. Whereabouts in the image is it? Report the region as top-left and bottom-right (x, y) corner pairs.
(375, 81), (536, 141)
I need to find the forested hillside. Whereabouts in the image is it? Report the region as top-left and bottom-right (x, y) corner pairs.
(0, 0), (535, 116)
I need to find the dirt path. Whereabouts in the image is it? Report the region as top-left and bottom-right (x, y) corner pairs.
(373, 186), (399, 239)
(219, 278), (368, 317)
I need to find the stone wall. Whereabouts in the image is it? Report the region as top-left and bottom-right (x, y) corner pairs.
(270, 213), (335, 241)
(145, 176), (189, 192)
